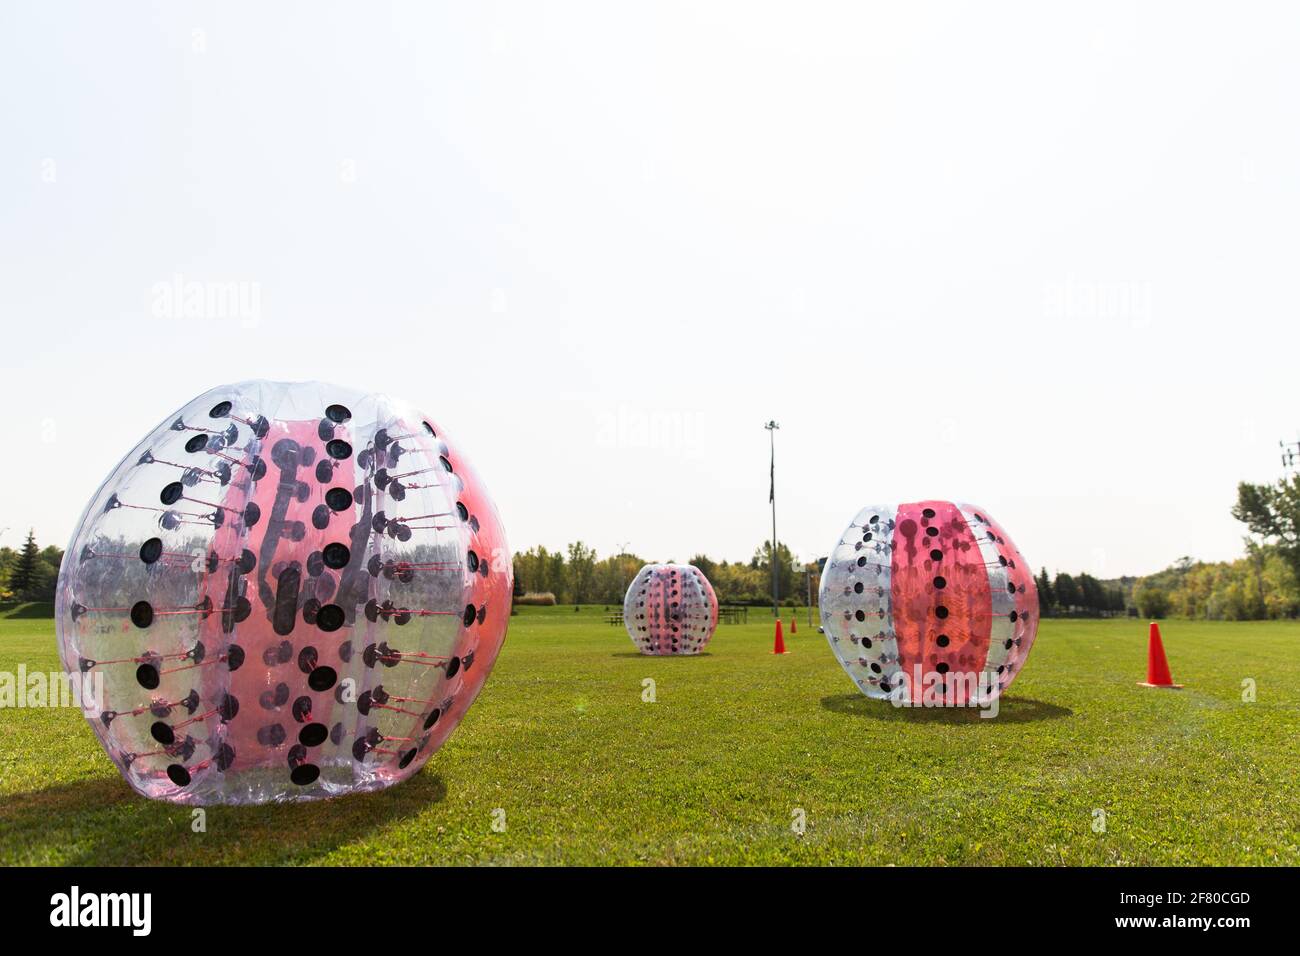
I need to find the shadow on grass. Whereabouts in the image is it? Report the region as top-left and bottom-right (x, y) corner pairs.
(0, 769), (446, 866)
(609, 652), (715, 659)
(820, 694), (1072, 724)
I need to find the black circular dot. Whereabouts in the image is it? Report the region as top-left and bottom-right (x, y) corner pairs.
(227, 645), (245, 671)
(423, 708), (441, 730)
(933, 576), (946, 589)
(1007, 582), (1016, 593)
(467, 550), (479, 572)
(166, 764), (192, 786)
(462, 604), (476, 627)
(299, 723), (328, 747)
(136, 663), (159, 689)
(853, 582), (864, 593)
(935, 605), (949, 619)
(854, 610), (865, 622)
(922, 507), (936, 519)
(930, 549), (943, 562)
(936, 634), (950, 647)
(290, 764), (321, 786)
(936, 662), (950, 674)
(308, 666), (337, 691)
(130, 601), (154, 628)
(185, 433), (208, 453)
(325, 439), (352, 460)
(325, 487), (353, 511)
(209, 401), (232, 418)
(325, 404), (351, 424)
(316, 604), (344, 632)
(139, 538), (163, 564)
(150, 721), (175, 745)
(160, 481), (184, 506)
(322, 543), (350, 569)
(398, 748), (418, 769)
(1009, 610), (1019, 623)
(219, 693), (240, 721)
(856, 556), (867, 567)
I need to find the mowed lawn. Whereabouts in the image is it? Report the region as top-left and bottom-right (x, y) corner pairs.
(1, 607), (1297, 866)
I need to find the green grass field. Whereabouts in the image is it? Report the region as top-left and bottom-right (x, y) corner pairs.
(1, 608), (1297, 866)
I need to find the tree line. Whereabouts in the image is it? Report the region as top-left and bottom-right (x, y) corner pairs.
(1034, 569), (1128, 617)
(0, 530), (63, 604)
(512, 540), (813, 607)
(12, 464), (1300, 621)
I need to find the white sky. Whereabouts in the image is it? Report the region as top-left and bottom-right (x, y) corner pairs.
(2, 1), (1297, 578)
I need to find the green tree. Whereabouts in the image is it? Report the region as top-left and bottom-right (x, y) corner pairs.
(1053, 572), (1080, 612)
(1035, 567), (1054, 615)
(9, 530), (42, 600)
(1233, 475), (1300, 579)
(689, 554), (717, 582)
(1135, 584), (1171, 619)
(751, 540), (798, 607)
(566, 541), (596, 605)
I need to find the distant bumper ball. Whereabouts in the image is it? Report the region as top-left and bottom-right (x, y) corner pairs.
(55, 380), (511, 804)
(819, 502), (1038, 704)
(623, 564), (718, 655)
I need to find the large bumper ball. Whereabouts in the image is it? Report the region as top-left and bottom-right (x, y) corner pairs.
(56, 381), (511, 804)
(623, 564), (717, 655)
(819, 502), (1037, 704)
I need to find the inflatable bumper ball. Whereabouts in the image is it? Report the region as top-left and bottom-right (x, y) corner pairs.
(623, 564), (718, 655)
(819, 502), (1037, 705)
(55, 380), (510, 804)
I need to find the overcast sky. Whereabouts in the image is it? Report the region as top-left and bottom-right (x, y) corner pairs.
(2, 1), (1297, 578)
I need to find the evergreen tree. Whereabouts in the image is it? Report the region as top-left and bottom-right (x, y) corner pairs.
(1053, 572), (1080, 612)
(1035, 568), (1054, 616)
(10, 530), (41, 600)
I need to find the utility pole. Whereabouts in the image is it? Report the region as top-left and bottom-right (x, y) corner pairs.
(616, 540), (633, 592)
(806, 567), (813, 628)
(765, 420), (780, 618)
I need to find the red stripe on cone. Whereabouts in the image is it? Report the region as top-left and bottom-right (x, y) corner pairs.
(1138, 621), (1183, 688)
(773, 618), (788, 654)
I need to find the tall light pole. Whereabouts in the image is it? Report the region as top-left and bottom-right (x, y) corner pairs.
(765, 420), (780, 618)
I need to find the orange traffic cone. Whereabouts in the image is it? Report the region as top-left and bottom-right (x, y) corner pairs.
(1138, 621), (1183, 688)
(772, 618), (788, 654)
(789, 616), (796, 634)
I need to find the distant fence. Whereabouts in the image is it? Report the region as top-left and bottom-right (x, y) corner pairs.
(718, 606), (748, 624)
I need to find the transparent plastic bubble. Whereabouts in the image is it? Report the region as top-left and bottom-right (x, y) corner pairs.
(55, 380), (511, 804)
(623, 564), (717, 655)
(818, 502), (1038, 705)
